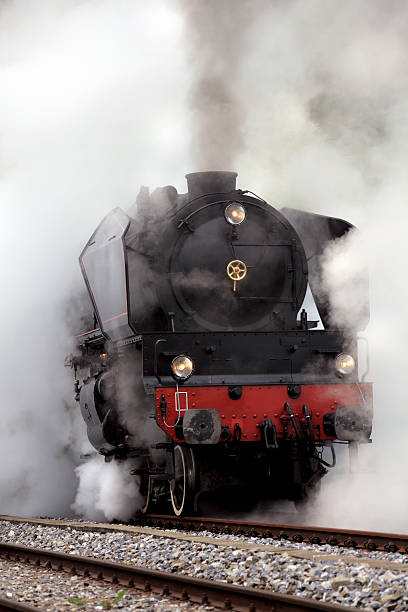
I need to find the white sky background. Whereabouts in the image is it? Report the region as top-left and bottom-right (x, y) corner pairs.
(0, 0), (407, 527)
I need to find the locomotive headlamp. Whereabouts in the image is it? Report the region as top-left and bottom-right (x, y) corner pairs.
(225, 202), (246, 225)
(335, 353), (355, 376)
(171, 355), (194, 381)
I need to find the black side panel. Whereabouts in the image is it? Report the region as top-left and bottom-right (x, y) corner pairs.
(281, 208), (369, 330)
(80, 207), (135, 341)
(124, 222), (161, 333)
(79, 378), (116, 453)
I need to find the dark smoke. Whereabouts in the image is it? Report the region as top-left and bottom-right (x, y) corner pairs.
(180, 0), (256, 170)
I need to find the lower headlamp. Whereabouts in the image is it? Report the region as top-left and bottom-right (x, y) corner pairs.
(171, 355), (194, 381)
(335, 353), (355, 376)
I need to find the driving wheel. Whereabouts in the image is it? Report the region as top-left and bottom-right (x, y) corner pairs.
(170, 445), (196, 516)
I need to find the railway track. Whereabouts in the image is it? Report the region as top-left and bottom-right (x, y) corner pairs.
(2, 512), (408, 554)
(0, 600), (39, 612)
(1, 515), (407, 610)
(0, 541), (349, 612)
(134, 514), (408, 554)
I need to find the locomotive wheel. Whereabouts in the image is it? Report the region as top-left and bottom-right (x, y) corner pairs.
(170, 445), (196, 516)
(140, 476), (169, 514)
(140, 476), (152, 514)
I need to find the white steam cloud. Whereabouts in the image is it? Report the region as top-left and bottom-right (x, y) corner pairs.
(72, 455), (142, 522)
(235, 1), (408, 531)
(0, 0), (188, 519)
(1, 0), (408, 529)
(182, 0), (408, 529)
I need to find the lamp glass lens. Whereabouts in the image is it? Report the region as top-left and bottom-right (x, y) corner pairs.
(335, 353), (355, 375)
(225, 203), (245, 225)
(171, 355), (193, 379)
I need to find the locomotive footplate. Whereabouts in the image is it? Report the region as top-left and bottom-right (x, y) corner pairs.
(155, 383), (373, 444)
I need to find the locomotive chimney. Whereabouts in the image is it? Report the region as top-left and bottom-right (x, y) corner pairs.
(185, 171), (238, 199)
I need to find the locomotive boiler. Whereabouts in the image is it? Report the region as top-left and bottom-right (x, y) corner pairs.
(67, 171), (373, 515)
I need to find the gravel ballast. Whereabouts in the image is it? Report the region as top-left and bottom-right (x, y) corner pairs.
(1, 519), (408, 610)
(0, 558), (214, 610)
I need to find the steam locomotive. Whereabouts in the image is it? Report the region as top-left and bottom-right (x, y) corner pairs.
(67, 171), (373, 515)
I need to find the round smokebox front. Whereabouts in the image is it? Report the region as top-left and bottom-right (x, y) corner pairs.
(167, 200), (304, 331)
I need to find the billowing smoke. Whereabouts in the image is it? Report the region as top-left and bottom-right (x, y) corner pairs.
(180, 0), (257, 170)
(2, 0), (408, 528)
(181, 0), (408, 529)
(0, 0), (187, 519)
(72, 455), (142, 522)
(235, 0), (408, 530)
(319, 229), (369, 333)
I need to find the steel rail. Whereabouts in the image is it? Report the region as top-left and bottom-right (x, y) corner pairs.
(136, 514), (408, 554)
(0, 601), (39, 612)
(2, 513), (408, 554)
(0, 542), (349, 612)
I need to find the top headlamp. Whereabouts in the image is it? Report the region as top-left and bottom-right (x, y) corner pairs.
(225, 202), (246, 225)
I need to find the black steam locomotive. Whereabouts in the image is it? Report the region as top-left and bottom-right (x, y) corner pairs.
(67, 171), (373, 515)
